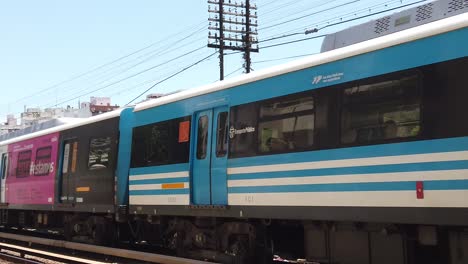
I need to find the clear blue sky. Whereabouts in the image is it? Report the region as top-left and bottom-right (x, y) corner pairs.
(0, 0), (427, 121)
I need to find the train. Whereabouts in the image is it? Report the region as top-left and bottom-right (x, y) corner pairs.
(0, 1), (467, 263)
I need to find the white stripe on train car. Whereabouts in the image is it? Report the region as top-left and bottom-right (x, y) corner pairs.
(129, 183), (190, 191)
(129, 171), (189, 181)
(227, 151), (468, 175)
(130, 194), (189, 205)
(228, 190), (468, 207)
(227, 169), (468, 187)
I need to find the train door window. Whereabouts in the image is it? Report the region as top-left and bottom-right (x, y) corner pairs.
(88, 137), (111, 170)
(197, 115), (209, 159)
(341, 74), (421, 145)
(34, 146), (52, 176)
(216, 112), (228, 157)
(258, 95), (315, 154)
(1, 154), (7, 179)
(16, 150), (32, 178)
(62, 143), (70, 174)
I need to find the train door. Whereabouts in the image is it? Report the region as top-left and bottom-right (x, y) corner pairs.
(192, 106), (229, 205)
(0, 146), (7, 203)
(60, 139), (79, 204)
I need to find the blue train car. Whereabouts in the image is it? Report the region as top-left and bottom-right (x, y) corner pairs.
(117, 8), (468, 264)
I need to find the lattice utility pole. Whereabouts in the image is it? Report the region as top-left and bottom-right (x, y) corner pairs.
(208, 0), (258, 80)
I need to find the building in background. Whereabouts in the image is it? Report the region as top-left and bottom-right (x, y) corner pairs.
(0, 114), (23, 135)
(0, 97), (119, 136)
(89, 97), (120, 115)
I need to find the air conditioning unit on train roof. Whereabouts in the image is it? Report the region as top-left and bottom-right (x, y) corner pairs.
(321, 0), (468, 52)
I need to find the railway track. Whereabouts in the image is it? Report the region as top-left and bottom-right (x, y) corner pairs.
(0, 232), (215, 264)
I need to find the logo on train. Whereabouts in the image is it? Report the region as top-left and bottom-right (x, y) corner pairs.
(229, 126), (255, 139)
(312, 72), (344, 85)
(312, 75), (323, 84)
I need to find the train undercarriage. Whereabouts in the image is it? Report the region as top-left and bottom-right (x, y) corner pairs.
(0, 209), (467, 264)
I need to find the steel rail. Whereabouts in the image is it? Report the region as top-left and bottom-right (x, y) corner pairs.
(0, 231), (216, 264)
(0, 251), (43, 264)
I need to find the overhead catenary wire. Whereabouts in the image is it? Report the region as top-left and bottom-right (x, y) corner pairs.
(4, 20), (208, 106)
(126, 52), (218, 105)
(45, 35), (209, 108)
(2, 0), (432, 118)
(259, 0), (358, 31)
(254, 0), (428, 48)
(316, 0), (427, 31)
(43, 45), (207, 108)
(254, 53), (318, 63)
(260, 0), (425, 42)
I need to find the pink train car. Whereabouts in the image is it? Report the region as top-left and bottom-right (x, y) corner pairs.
(6, 132), (59, 205)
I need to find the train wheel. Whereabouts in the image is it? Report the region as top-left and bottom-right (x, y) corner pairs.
(89, 216), (112, 245)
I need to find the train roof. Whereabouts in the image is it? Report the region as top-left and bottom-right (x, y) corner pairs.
(0, 117), (81, 142)
(134, 12), (468, 113)
(321, 0), (468, 52)
(0, 107), (125, 146)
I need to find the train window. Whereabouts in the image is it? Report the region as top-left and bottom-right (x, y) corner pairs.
(16, 150), (32, 178)
(62, 143), (70, 174)
(216, 112), (228, 157)
(33, 146), (52, 176)
(229, 90), (315, 158)
(88, 137), (111, 170)
(131, 116), (191, 168)
(1, 154), (7, 180)
(229, 102), (258, 158)
(258, 96), (315, 154)
(341, 74), (421, 145)
(197, 115), (209, 159)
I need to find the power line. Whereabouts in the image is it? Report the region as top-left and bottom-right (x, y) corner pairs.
(254, 53), (317, 63)
(260, 0), (423, 41)
(5, 20), (207, 106)
(317, 0), (427, 31)
(259, 0), (360, 31)
(261, 34), (328, 49)
(47, 34), (208, 107)
(44, 45), (207, 108)
(126, 52), (218, 105)
(257, 0), (427, 47)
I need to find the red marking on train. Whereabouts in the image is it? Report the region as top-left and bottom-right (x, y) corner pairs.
(416, 181), (424, 199)
(179, 121), (190, 142)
